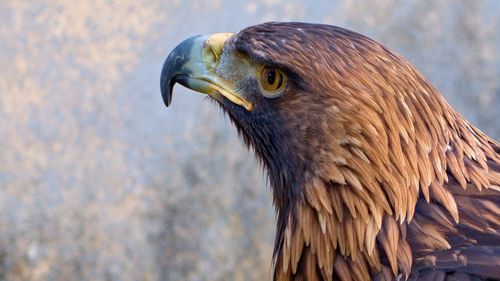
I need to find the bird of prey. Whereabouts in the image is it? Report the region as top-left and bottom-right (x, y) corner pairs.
(160, 22), (500, 281)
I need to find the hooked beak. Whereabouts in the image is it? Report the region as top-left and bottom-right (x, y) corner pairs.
(160, 33), (253, 111)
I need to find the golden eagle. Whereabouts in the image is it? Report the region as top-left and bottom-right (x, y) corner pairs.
(160, 22), (500, 281)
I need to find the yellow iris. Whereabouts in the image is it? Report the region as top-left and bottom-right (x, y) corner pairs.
(260, 66), (287, 97)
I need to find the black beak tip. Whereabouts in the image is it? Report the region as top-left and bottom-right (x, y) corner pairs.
(160, 82), (173, 108)
(160, 59), (174, 107)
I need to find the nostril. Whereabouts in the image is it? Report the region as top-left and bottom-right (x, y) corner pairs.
(202, 44), (219, 71)
(208, 42), (223, 61)
(201, 33), (234, 70)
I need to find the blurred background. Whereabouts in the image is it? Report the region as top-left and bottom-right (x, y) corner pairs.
(0, 1), (498, 280)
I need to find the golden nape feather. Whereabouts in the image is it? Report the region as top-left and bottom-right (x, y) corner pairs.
(161, 22), (500, 281)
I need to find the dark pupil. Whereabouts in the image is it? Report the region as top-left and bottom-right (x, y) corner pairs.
(267, 68), (276, 85)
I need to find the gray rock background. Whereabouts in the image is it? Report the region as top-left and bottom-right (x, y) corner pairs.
(0, 1), (498, 280)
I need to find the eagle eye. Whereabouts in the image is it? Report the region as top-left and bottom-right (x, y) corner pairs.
(259, 66), (287, 98)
